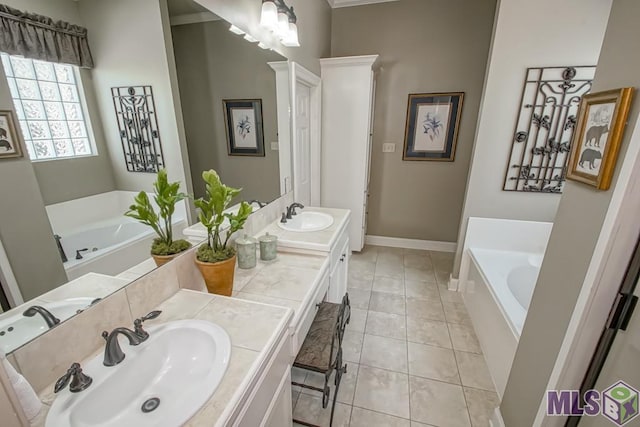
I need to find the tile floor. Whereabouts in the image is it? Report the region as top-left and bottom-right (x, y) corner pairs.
(292, 245), (500, 427)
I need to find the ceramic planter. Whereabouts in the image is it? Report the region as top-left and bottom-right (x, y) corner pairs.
(195, 255), (236, 296)
(151, 252), (182, 268)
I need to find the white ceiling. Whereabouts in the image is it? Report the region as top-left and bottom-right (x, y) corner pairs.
(326, 0), (400, 8)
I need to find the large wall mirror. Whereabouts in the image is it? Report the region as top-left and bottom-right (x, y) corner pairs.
(0, 0), (292, 354)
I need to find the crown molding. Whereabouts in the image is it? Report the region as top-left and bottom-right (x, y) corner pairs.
(169, 11), (220, 26)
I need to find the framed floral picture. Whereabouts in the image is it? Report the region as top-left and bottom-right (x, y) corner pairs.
(223, 99), (265, 157)
(403, 92), (464, 161)
(0, 110), (23, 159)
(567, 87), (634, 190)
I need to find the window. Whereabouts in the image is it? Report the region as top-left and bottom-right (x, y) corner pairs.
(0, 53), (94, 161)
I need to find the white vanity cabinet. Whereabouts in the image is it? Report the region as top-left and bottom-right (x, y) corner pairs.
(328, 229), (350, 304)
(320, 55), (378, 252)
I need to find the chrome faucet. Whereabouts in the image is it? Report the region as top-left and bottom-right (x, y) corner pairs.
(286, 202), (305, 219)
(54, 234), (67, 263)
(54, 363), (92, 393)
(101, 327), (143, 366)
(23, 305), (60, 328)
(101, 310), (161, 366)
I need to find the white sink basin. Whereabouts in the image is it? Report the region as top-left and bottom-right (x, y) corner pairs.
(46, 319), (231, 427)
(277, 211), (334, 232)
(0, 297), (96, 353)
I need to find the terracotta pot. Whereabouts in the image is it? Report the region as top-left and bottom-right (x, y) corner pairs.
(151, 252), (181, 267)
(195, 255), (236, 296)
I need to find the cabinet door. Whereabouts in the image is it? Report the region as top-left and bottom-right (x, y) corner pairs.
(262, 368), (293, 427)
(329, 238), (350, 303)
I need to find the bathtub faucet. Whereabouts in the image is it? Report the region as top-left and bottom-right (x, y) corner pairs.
(54, 234), (67, 263)
(75, 248), (89, 260)
(23, 305), (60, 329)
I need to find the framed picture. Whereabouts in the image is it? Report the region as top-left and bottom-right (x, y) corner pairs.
(0, 110), (23, 159)
(567, 88), (634, 190)
(403, 92), (464, 161)
(223, 99), (265, 157)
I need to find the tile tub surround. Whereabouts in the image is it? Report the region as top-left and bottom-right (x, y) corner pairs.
(30, 289), (292, 427)
(292, 246), (499, 427)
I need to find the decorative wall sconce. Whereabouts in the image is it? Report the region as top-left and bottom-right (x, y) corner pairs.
(260, 0), (300, 47)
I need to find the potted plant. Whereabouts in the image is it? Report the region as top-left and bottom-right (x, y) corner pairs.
(125, 169), (192, 267)
(194, 169), (252, 296)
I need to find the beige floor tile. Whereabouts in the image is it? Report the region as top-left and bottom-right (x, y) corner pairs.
(410, 422), (434, 426)
(353, 365), (410, 419)
(292, 366), (307, 393)
(405, 280), (440, 299)
(430, 251), (454, 263)
(360, 334), (408, 373)
(351, 260), (376, 281)
(407, 317), (452, 349)
(455, 351), (495, 391)
(434, 269), (452, 286)
(448, 323), (482, 354)
(343, 331), (364, 363)
(377, 249), (404, 264)
(349, 275), (374, 290)
(348, 308), (368, 333)
(293, 392), (352, 427)
(292, 390), (300, 408)
(350, 407), (410, 427)
(365, 311), (407, 340)
(353, 245), (379, 263)
(369, 291), (406, 315)
(409, 376), (471, 427)
(438, 285), (464, 303)
(405, 266), (438, 283)
(443, 301), (472, 325)
(403, 253), (434, 271)
(372, 276), (405, 295)
(348, 288), (372, 310)
(303, 362), (358, 405)
(375, 261), (404, 279)
(408, 342), (460, 384)
(405, 296), (445, 322)
(433, 257), (454, 273)
(464, 387), (500, 427)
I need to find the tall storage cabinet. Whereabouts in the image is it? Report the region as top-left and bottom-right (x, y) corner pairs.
(320, 55), (378, 252)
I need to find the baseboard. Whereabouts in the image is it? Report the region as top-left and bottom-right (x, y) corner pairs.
(489, 407), (506, 427)
(365, 235), (457, 252)
(448, 275), (459, 291)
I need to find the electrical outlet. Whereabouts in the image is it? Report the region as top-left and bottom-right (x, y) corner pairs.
(270, 142), (279, 151)
(382, 143), (396, 153)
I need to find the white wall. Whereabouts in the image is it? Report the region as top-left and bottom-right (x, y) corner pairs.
(78, 0), (190, 195)
(453, 0), (612, 276)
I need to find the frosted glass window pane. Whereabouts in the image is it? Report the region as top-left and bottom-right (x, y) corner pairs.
(54, 64), (74, 84)
(54, 139), (74, 157)
(6, 78), (19, 99)
(33, 140), (55, 159)
(63, 103), (83, 120)
(10, 57), (35, 79)
(16, 79), (39, 99)
(1, 54), (13, 77)
(28, 121), (51, 140)
(44, 102), (65, 120)
(68, 121), (87, 137)
(59, 84), (78, 102)
(22, 101), (45, 120)
(39, 82), (61, 101)
(50, 121), (69, 138)
(33, 61), (56, 82)
(72, 138), (91, 155)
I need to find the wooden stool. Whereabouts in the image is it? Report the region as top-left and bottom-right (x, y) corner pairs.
(292, 294), (350, 427)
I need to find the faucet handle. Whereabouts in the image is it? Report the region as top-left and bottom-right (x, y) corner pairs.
(134, 310), (162, 341)
(280, 212), (287, 223)
(140, 310), (162, 321)
(54, 363), (92, 393)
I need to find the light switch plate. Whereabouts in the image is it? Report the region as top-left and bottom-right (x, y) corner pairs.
(382, 143), (396, 153)
(270, 142), (279, 151)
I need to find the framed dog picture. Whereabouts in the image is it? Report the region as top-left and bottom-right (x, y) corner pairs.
(223, 99), (265, 157)
(403, 92), (464, 161)
(0, 110), (23, 159)
(567, 88), (634, 190)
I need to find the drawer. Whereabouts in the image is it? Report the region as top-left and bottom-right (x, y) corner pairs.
(292, 266), (330, 356)
(329, 226), (349, 269)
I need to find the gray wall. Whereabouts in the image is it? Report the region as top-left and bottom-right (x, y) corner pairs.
(331, 0), (497, 243)
(501, 0), (640, 423)
(3, 0), (116, 205)
(0, 65), (67, 301)
(172, 20), (283, 201)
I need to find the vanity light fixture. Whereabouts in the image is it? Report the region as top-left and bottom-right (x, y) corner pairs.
(229, 25), (245, 35)
(244, 34), (258, 43)
(258, 42), (269, 49)
(260, 0), (300, 47)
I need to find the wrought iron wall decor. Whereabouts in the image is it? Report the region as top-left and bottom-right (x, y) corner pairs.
(112, 86), (165, 173)
(503, 66), (596, 193)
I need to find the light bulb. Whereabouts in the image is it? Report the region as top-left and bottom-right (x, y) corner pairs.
(260, 1), (278, 31)
(277, 7), (289, 39)
(282, 22), (300, 47)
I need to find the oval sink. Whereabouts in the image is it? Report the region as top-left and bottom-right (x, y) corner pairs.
(0, 297), (96, 353)
(46, 319), (231, 427)
(277, 211), (334, 232)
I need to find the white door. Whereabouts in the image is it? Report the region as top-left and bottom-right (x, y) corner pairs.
(293, 82), (311, 206)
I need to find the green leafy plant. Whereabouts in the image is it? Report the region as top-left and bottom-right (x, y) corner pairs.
(125, 169), (192, 256)
(194, 169), (252, 263)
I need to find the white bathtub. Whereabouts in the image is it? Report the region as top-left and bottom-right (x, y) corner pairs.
(459, 217), (552, 397)
(46, 191), (187, 281)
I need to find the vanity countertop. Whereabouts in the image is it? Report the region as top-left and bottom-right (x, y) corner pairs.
(232, 251), (329, 329)
(253, 207), (350, 252)
(33, 289), (292, 427)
